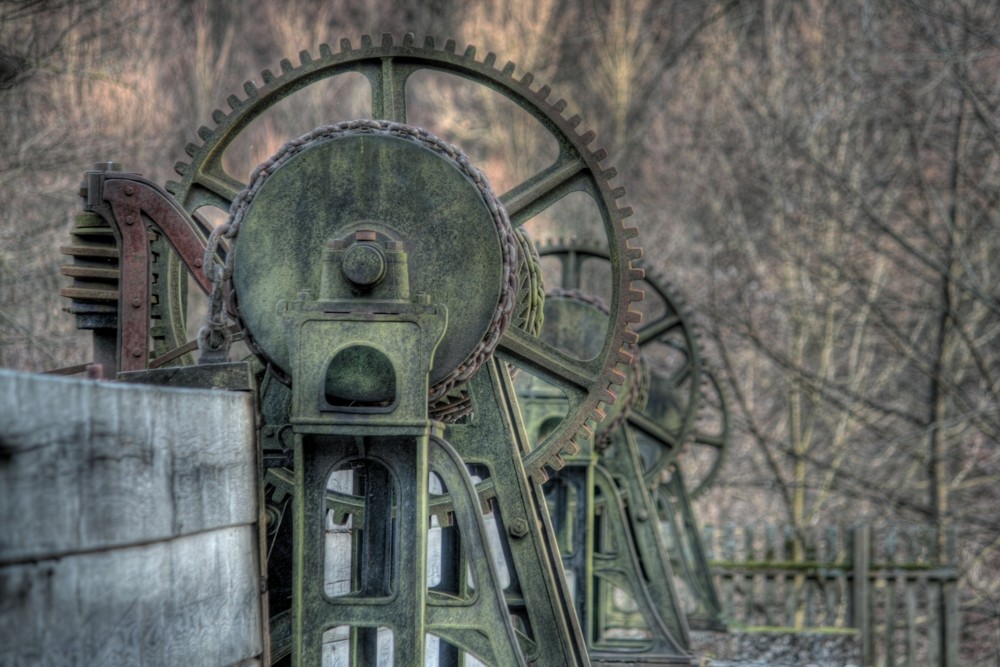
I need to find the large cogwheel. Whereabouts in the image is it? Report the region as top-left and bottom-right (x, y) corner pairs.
(163, 33), (643, 481)
(535, 239), (727, 495)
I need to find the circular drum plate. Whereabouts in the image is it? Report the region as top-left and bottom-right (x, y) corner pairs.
(232, 132), (504, 385)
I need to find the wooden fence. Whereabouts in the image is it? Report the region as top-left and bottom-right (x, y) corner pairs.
(701, 523), (959, 667)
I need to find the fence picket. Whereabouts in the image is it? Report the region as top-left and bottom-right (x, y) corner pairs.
(744, 524), (755, 624)
(886, 527), (898, 666)
(905, 575), (917, 667)
(824, 526), (841, 627)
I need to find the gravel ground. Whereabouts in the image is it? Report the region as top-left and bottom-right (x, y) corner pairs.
(691, 630), (861, 667)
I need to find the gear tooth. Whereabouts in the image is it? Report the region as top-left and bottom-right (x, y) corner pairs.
(567, 114), (582, 128)
(261, 69), (275, 83)
(591, 147), (608, 162)
(626, 246), (643, 260)
(423, 35), (436, 49)
(548, 454), (567, 471)
(562, 438), (581, 458)
(617, 349), (634, 365)
(629, 268), (645, 281)
(521, 72), (534, 87)
(502, 61), (516, 77)
(279, 58), (293, 73)
(444, 39), (457, 53)
(602, 167), (618, 180)
(340, 38), (353, 52)
(532, 467), (551, 484)
(244, 80), (258, 96)
(184, 142), (198, 157)
(592, 406), (606, 422)
(361, 34), (373, 49)
(580, 129), (596, 145)
(377, 33), (391, 47)
(622, 226), (639, 239)
(484, 52), (497, 68)
(227, 94), (241, 110)
(622, 329), (639, 344)
(579, 423), (595, 440)
(319, 43), (333, 58)
(537, 84), (551, 100)
(609, 368), (627, 385)
(553, 99), (567, 113)
(299, 50), (312, 65)
(619, 206), (635, 220)
(173, 161), (190, 176)
(211, 109), (226, 124)
(197, 125), (212, 140)
(626, 308), (642, 324)
(612, 185), (626, 198)
(629, 288), (644, 302)
(464, 45), (476, 58)
(603, 388), (618, 404)
(402, 32), (415, 47)
(165, 180), (180, 194)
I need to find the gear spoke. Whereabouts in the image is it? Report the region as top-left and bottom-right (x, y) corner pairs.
(194, 167), (244, 204)
(501, 156), (588, 224)
(637, 313), (683, 346)
(627, 408), (684, 451)
(670, 361), (693, 386)
(372, 56), (408, 122)
(497, 326), (598, 401)
(694, 431), (725, 449)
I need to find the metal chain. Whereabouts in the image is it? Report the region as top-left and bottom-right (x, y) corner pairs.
(197, 222), (234, 363)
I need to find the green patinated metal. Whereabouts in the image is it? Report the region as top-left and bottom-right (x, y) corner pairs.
(546, 244), (727, 597)
(517, 293), (694, 665)
(230, 127), (532, 665)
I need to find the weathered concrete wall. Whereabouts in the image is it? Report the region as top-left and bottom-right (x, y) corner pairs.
(0, 369), (263, 667)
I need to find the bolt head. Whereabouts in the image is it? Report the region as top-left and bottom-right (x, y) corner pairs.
(508, 517), (530, 538)
(341, 242), (386, 287)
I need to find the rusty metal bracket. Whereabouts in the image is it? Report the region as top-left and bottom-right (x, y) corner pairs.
(80, 169), (219, 373)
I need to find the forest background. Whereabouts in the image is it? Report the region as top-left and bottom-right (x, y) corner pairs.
(1, 0), (997, 662)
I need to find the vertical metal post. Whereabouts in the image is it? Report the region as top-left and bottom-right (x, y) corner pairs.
(852, 524), (872, 666)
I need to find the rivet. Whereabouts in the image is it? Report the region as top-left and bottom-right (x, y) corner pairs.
(124, 185), (134, 196)
(193, 258), (203, 267)
(125, 215), (136, 225)
(130, 298), (142, 308)
(131, 347), (143, 358)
